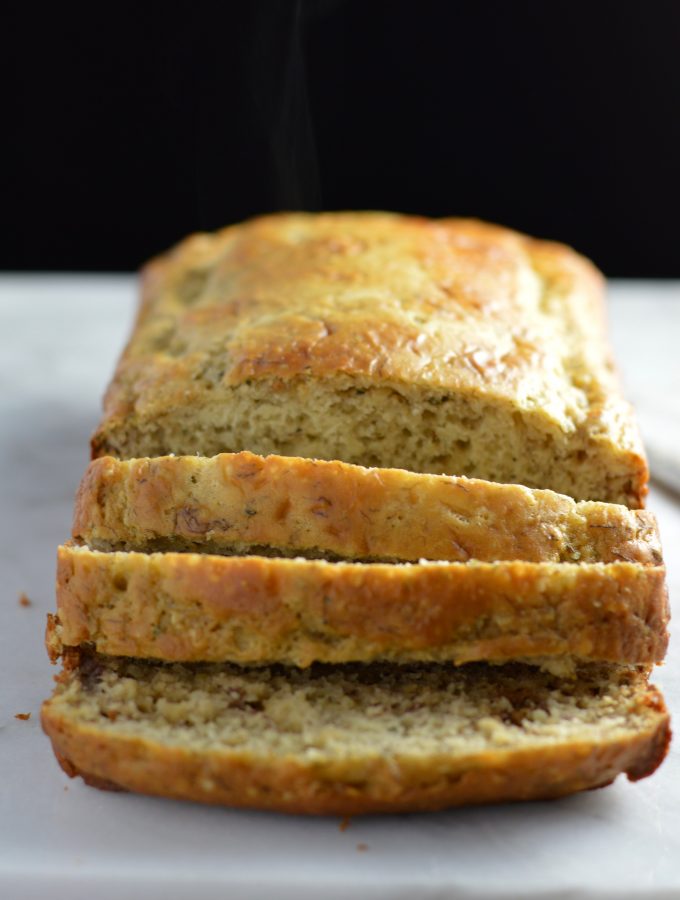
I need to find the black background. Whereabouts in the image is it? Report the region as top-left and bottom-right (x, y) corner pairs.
(5, 1), (680, 274)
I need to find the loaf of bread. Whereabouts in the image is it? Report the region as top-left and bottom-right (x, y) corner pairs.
(41, 651), (670, 815)
(91, 213), (647, 506)
(52, 544), (668, 667)
(75, 452), (661, 564)
(42, 212), (669, 812)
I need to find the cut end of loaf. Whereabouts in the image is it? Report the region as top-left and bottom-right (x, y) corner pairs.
(92, 378), (647, 507)
(42, 654), (670, 814)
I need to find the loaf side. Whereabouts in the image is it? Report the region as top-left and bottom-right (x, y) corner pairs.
(53, 544), (670, 667)
(74, 452), (661, 564)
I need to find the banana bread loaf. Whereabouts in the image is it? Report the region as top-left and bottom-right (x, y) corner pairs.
(91, 213), (647, 506)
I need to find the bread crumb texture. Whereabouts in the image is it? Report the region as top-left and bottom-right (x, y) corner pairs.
(42, 656), (669, 813)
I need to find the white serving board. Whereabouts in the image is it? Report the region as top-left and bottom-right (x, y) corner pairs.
(1, 276), (679, 900)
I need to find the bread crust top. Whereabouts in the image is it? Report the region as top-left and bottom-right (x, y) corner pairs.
(99, 213), (606, 410)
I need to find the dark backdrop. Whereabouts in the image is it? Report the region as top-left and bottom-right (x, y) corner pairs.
(5, 1), (680, 275)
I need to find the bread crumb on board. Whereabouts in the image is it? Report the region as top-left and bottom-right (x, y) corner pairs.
(339, 816), (352, 832)
(356, 843), (369, 853)
(15, 712), (31, 721)
(18, 593), (32, 607)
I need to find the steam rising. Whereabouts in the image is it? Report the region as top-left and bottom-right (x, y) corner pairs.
(249, 0), (322, 211)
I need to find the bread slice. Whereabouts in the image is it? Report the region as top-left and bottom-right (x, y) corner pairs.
(90, 213), (647, 506)
(53, 543), (669, 667)
(41, 652), (670, 814)
(74, 452), (662, 564)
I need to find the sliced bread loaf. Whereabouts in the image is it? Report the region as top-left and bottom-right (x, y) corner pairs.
(74, 452), (661, 564)
(41, 653), (670, 814)
(53, 544), (669, 667)
(90, 213), (647, 506)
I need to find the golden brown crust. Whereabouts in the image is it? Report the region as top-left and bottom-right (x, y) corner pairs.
(55, 544), (669, 667)
(52, 750), (125, 792)
(90, 213), (647, 506)
(40, 670), (671, 815)
(73, 452), (662, 565)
